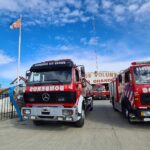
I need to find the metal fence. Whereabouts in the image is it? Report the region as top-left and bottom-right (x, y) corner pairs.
(0, 94), (17, 120)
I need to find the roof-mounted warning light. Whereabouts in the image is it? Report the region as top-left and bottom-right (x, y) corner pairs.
(131, 61), (150, 65)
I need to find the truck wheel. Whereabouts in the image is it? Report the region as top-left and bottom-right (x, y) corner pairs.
(127, 110), (135, 124)
(112, 99), (117, 111)
(122, 106), (134, 124)
(122, 105), (127, 117)
(33, 120), (43, 126)
(75, 109), (85, 128)
(127, 112), (133, 124)
(89, 99), (93, 111)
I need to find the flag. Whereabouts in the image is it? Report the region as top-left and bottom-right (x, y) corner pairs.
(10, 19), (21, 29)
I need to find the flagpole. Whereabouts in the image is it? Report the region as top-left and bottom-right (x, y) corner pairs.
(17, 15), (22, 86)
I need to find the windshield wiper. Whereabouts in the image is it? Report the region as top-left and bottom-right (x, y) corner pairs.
(143, 80), (150, 83)
(44, 79), (62, 84)
(27, 82), (41, 86)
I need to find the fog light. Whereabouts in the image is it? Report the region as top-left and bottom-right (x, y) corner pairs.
(23, 109), (31, 115)
(134, 98), (138, 101)
(58, 117), (63, 121)
(66, 117), (72, 121)
(141, 111), (145, 117)
(141, 111), (150, 117)
(62, 110), (73, 116)
(31, 116), (36, 120)
(23, 116), (28, 119)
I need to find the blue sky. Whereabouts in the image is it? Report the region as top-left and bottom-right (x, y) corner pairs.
(0, 0), (150, 87)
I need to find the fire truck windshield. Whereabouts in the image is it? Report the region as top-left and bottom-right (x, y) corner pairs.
(27, 68), (72, 85)
(93, 86), (105, 91)
(133, 66), (150, 84)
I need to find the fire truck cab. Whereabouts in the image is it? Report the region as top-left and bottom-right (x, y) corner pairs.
(92, 84), (110, 100)
(110, 61), (150, 123)
(21, 59), (93, 127)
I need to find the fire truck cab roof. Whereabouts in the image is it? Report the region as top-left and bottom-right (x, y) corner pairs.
(30, 59), (76, 71)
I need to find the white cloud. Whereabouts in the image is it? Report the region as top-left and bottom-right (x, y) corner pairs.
(102, 0), (112, 9)
(88, 37), (99, 46)
(0, 50), (14, 65)
(62, 7), (70, 14)
(114, 5), (125, 15)
(0, 0), (95, 26)
(0, 42), (149, 81)
(128, 4), (139, 12)
(42, 49), (150, 72)
(137, 1), (150, 13)
(80, 37), (87, 45)
(80, 16), (90, 22)
(0, 0), (150, 25)
(85, 0), (99, 14)
(0, 0), (19, 11)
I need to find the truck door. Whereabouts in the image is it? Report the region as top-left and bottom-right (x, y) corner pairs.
(74, 69), (82, 94)
(117, 74), (123, 102)
(124, 70), (132, 101)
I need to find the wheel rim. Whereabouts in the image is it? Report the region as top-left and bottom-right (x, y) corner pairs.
(125, 109), (129, 118)
(82, 110), (85, 119)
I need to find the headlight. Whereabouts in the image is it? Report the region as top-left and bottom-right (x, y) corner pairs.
(62, 109), (73, 116)
(142, 88), (148, 93)
(17, 94), (23, 100)
(141, 111), (150, 117)
(23, 109), (31, 115)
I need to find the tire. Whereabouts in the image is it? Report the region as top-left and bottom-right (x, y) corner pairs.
(33, 120), (43, 126)
(122, 105), (134, 124)
(112, 99), (117, 111)
(122, 105), (127, 117)
(127, 110), (135, 124)
(127, 112), (133, 124)
(89, 99), (93, 111)
(75, 109), (85, 128)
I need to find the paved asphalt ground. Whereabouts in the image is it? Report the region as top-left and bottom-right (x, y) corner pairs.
(0, 100), (150, 150)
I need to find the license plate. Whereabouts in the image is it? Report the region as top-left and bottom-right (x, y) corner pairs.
(146, 111), (150, 115)
(144, 118), (150, 121)
(42, 112), (50, 115)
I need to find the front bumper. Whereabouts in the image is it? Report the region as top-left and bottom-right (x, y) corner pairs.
(93, 95), (107, 99)
(21, 106), (80, 122)
(134, 108), (150, 121)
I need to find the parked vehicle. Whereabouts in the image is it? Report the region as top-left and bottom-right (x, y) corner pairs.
(92, 84), (110, 100)
(110, 61), (150, 123)
(21, 59), (93, 127)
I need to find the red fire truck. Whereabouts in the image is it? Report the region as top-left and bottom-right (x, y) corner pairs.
(21, 59), (93, 127)
(110, 61), (150, 123)
(92, 84), (110, 100)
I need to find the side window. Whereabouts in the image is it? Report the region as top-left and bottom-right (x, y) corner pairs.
(118, 74), (122, 83)
(75, 69), (79, 82)
(125, 71), (130, 83)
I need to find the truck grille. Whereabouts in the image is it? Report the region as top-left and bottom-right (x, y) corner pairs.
(24, 92), (76, 104)
(140, 93), (150, 105)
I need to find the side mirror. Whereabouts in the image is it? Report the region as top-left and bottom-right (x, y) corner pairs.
(82, 78), (87, 88)
(81, 66), (85, 77)
(118, 75), (122, 83)
(26, 70), (31, 80)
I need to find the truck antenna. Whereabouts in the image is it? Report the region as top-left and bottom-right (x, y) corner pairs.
(92, 16), (99, 72)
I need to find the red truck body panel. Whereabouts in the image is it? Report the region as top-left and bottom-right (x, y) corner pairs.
(110, 61), (150, 122)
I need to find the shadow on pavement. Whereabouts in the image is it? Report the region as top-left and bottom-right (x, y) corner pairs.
(86, 100), (150, 130)
(6, 100), (150, 131)
(9, 119), (79, 132)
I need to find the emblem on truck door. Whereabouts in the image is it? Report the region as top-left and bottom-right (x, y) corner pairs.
(42, 93), (50, 102)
